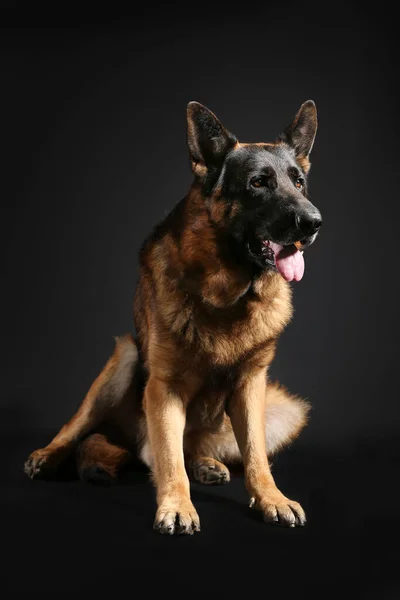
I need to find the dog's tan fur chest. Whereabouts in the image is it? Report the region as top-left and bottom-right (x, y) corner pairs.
(136, 246), (293, 380)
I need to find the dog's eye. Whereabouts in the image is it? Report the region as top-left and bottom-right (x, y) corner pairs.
(251, 177), (266, 188)
(295, 178), (304, 190)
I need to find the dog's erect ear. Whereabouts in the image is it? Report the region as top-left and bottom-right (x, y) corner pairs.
(279, 100), (317, 172)
(186, 102), (237, 178)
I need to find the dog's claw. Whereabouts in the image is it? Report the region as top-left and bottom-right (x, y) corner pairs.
(250, 489), (306, 528)
(154, 506), (200, 536)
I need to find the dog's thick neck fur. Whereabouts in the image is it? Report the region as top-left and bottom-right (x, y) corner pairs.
(180, 184), (257, 308)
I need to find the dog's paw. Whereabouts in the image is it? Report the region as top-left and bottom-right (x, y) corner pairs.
(154, 500), (200, 535)
(24, 448), (62, 479)
(192, 457), (230, 485)
(249, 487), (306, 528)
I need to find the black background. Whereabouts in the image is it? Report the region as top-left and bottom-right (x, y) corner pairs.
(2, 4), (400, 597)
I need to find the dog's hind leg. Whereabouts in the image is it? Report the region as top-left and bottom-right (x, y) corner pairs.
(76, 432), (132, 485)
(185, 382), (310, 484)
(24, 334), (138, 479)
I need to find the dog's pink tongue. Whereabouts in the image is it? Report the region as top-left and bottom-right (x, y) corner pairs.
(269, 243), (305, 282)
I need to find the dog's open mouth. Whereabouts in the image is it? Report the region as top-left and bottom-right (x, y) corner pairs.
(248, 236), (308, 282)
(262, 240), (305, 282)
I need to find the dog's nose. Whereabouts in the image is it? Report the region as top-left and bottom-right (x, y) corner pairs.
(295, 212), (322, 237)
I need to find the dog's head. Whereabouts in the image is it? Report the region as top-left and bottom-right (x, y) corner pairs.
(186, 101), (322, 282)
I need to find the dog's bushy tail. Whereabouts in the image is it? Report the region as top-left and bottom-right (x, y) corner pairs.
(265, 381), (310, 455)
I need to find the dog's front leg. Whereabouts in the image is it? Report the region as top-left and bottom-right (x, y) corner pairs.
(144, 376), (200, 535)
(228, 370), (306, 527)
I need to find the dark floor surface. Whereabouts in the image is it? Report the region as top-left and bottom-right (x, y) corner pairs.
(3, 432), (400, 598)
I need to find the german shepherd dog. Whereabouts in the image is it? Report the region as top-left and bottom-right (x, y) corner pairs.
(25, 100), (322, 534)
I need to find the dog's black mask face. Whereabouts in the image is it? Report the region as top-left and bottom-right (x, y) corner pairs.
(186, 101), (322, 282)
